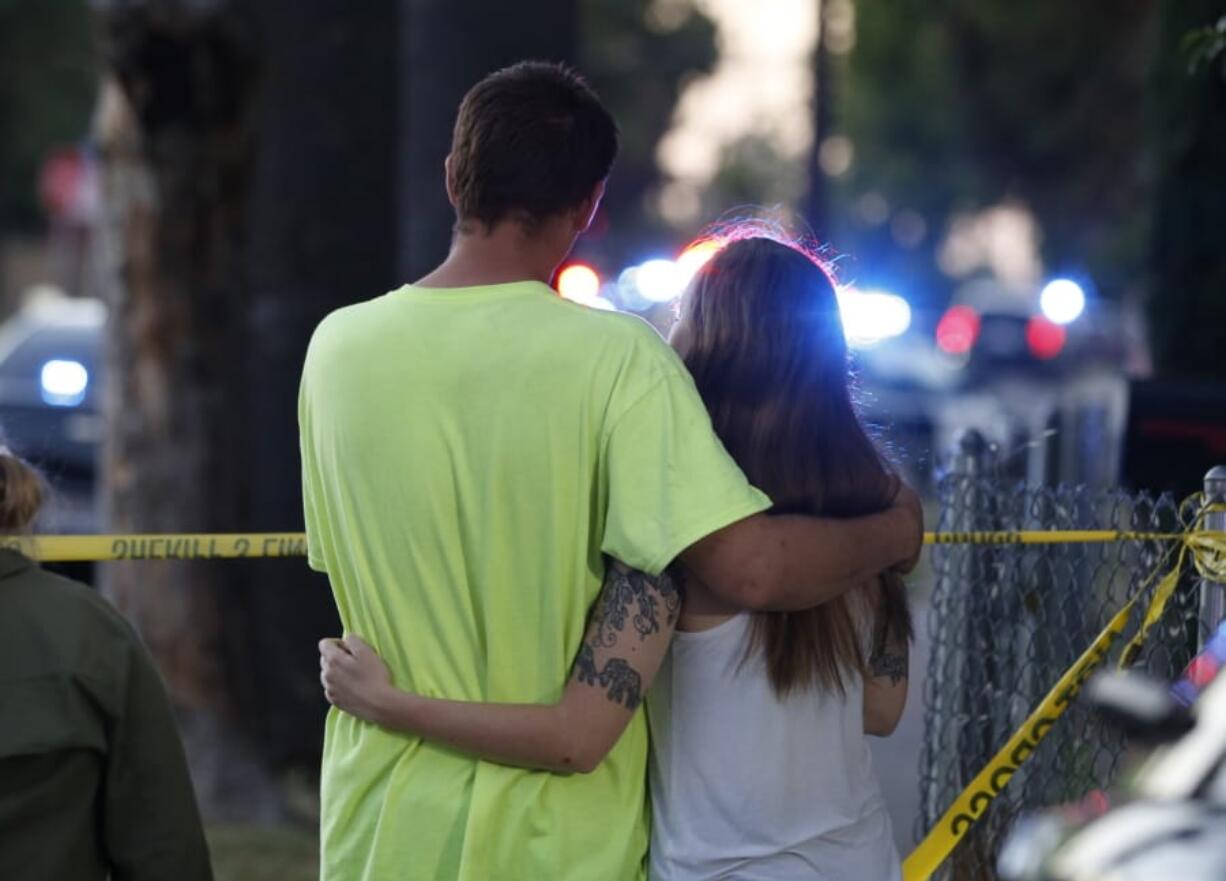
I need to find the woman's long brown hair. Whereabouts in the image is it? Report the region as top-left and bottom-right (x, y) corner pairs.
(675, 236), (912, 697)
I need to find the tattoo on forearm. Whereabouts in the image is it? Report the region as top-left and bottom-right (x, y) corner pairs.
(573, 645), (643, 709)
(869, 601), (909, 686)
(572, 564), (679, 709)
(870, 647), (908, 686)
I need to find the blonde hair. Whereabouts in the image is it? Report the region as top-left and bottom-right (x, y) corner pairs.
(0, 449), (45, 532)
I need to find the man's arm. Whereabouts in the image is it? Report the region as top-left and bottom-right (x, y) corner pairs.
(320, 561), (679, 774)
(680, 483), (923, 611)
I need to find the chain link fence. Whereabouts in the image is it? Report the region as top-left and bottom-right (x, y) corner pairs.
(915, 433), (1201, 880)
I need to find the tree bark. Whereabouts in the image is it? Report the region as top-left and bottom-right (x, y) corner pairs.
(239, 0), (397, 773)
(805, 0), (834, 242)
(92, 2), (276, 820)
(92, 0), (583, 821)
(398, 0), (578, 279)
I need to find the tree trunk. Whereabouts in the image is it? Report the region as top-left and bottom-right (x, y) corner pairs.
(92, 0), (579, 821)
(398, 0), (578, 278)
(805, 0), (833, 242)
(92, 2), (277, 820)
(239, 0), (397, 774)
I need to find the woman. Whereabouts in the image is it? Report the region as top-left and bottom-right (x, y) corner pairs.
(320, 235), (913, 880)
(0, 449), (212, 881)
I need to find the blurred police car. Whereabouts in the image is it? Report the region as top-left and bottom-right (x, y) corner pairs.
(929, 276), (1140, 386)
(0, 288), (104, 533)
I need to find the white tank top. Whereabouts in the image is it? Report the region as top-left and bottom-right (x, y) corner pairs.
(646, 613), (901, 881)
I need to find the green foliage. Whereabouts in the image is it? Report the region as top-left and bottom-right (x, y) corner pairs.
(839, 0), (976, 217)
(580, 0), (716, 265)
(0, 0), (98, 233)
(712, 135), (808, 210)
(1182, 16), (1226, 77)
(1147, 0), (1226, 379)
(831, 0), (1156, 303)
(832, 0), (976, 295)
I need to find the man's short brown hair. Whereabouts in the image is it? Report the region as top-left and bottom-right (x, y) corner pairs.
(450, 61), (618, 232)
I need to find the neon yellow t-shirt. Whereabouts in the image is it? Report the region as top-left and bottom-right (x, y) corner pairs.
(299, 281), (770, 881)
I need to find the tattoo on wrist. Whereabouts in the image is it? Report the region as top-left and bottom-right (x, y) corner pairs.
(869, 648), (908, 686)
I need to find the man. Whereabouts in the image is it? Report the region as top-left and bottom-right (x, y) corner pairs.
(300, 61), (921, 881)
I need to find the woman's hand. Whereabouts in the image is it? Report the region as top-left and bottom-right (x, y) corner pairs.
(319, 635), (394, 725)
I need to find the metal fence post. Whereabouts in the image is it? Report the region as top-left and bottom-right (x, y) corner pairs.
(951, 428), (996, 486)
(919, 429), (1002, 876)
(1199, 465), (1226, 646)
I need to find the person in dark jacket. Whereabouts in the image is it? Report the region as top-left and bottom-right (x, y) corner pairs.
(0, 449), (212, 881)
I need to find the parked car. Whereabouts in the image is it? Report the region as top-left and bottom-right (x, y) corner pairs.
(0, 288), (104, 534)
(930, 277), (1145, 386)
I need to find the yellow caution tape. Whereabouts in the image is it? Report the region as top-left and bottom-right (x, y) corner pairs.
(923, 529), (1186, 545)
(903, 498), (1226, 881)
(7, 527), (1222, 562)
(901, 546), (1179, 881)
(5, 508), (1223, 880)
(0, 533), (308, 562)
(901, 594), (1140, 881)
